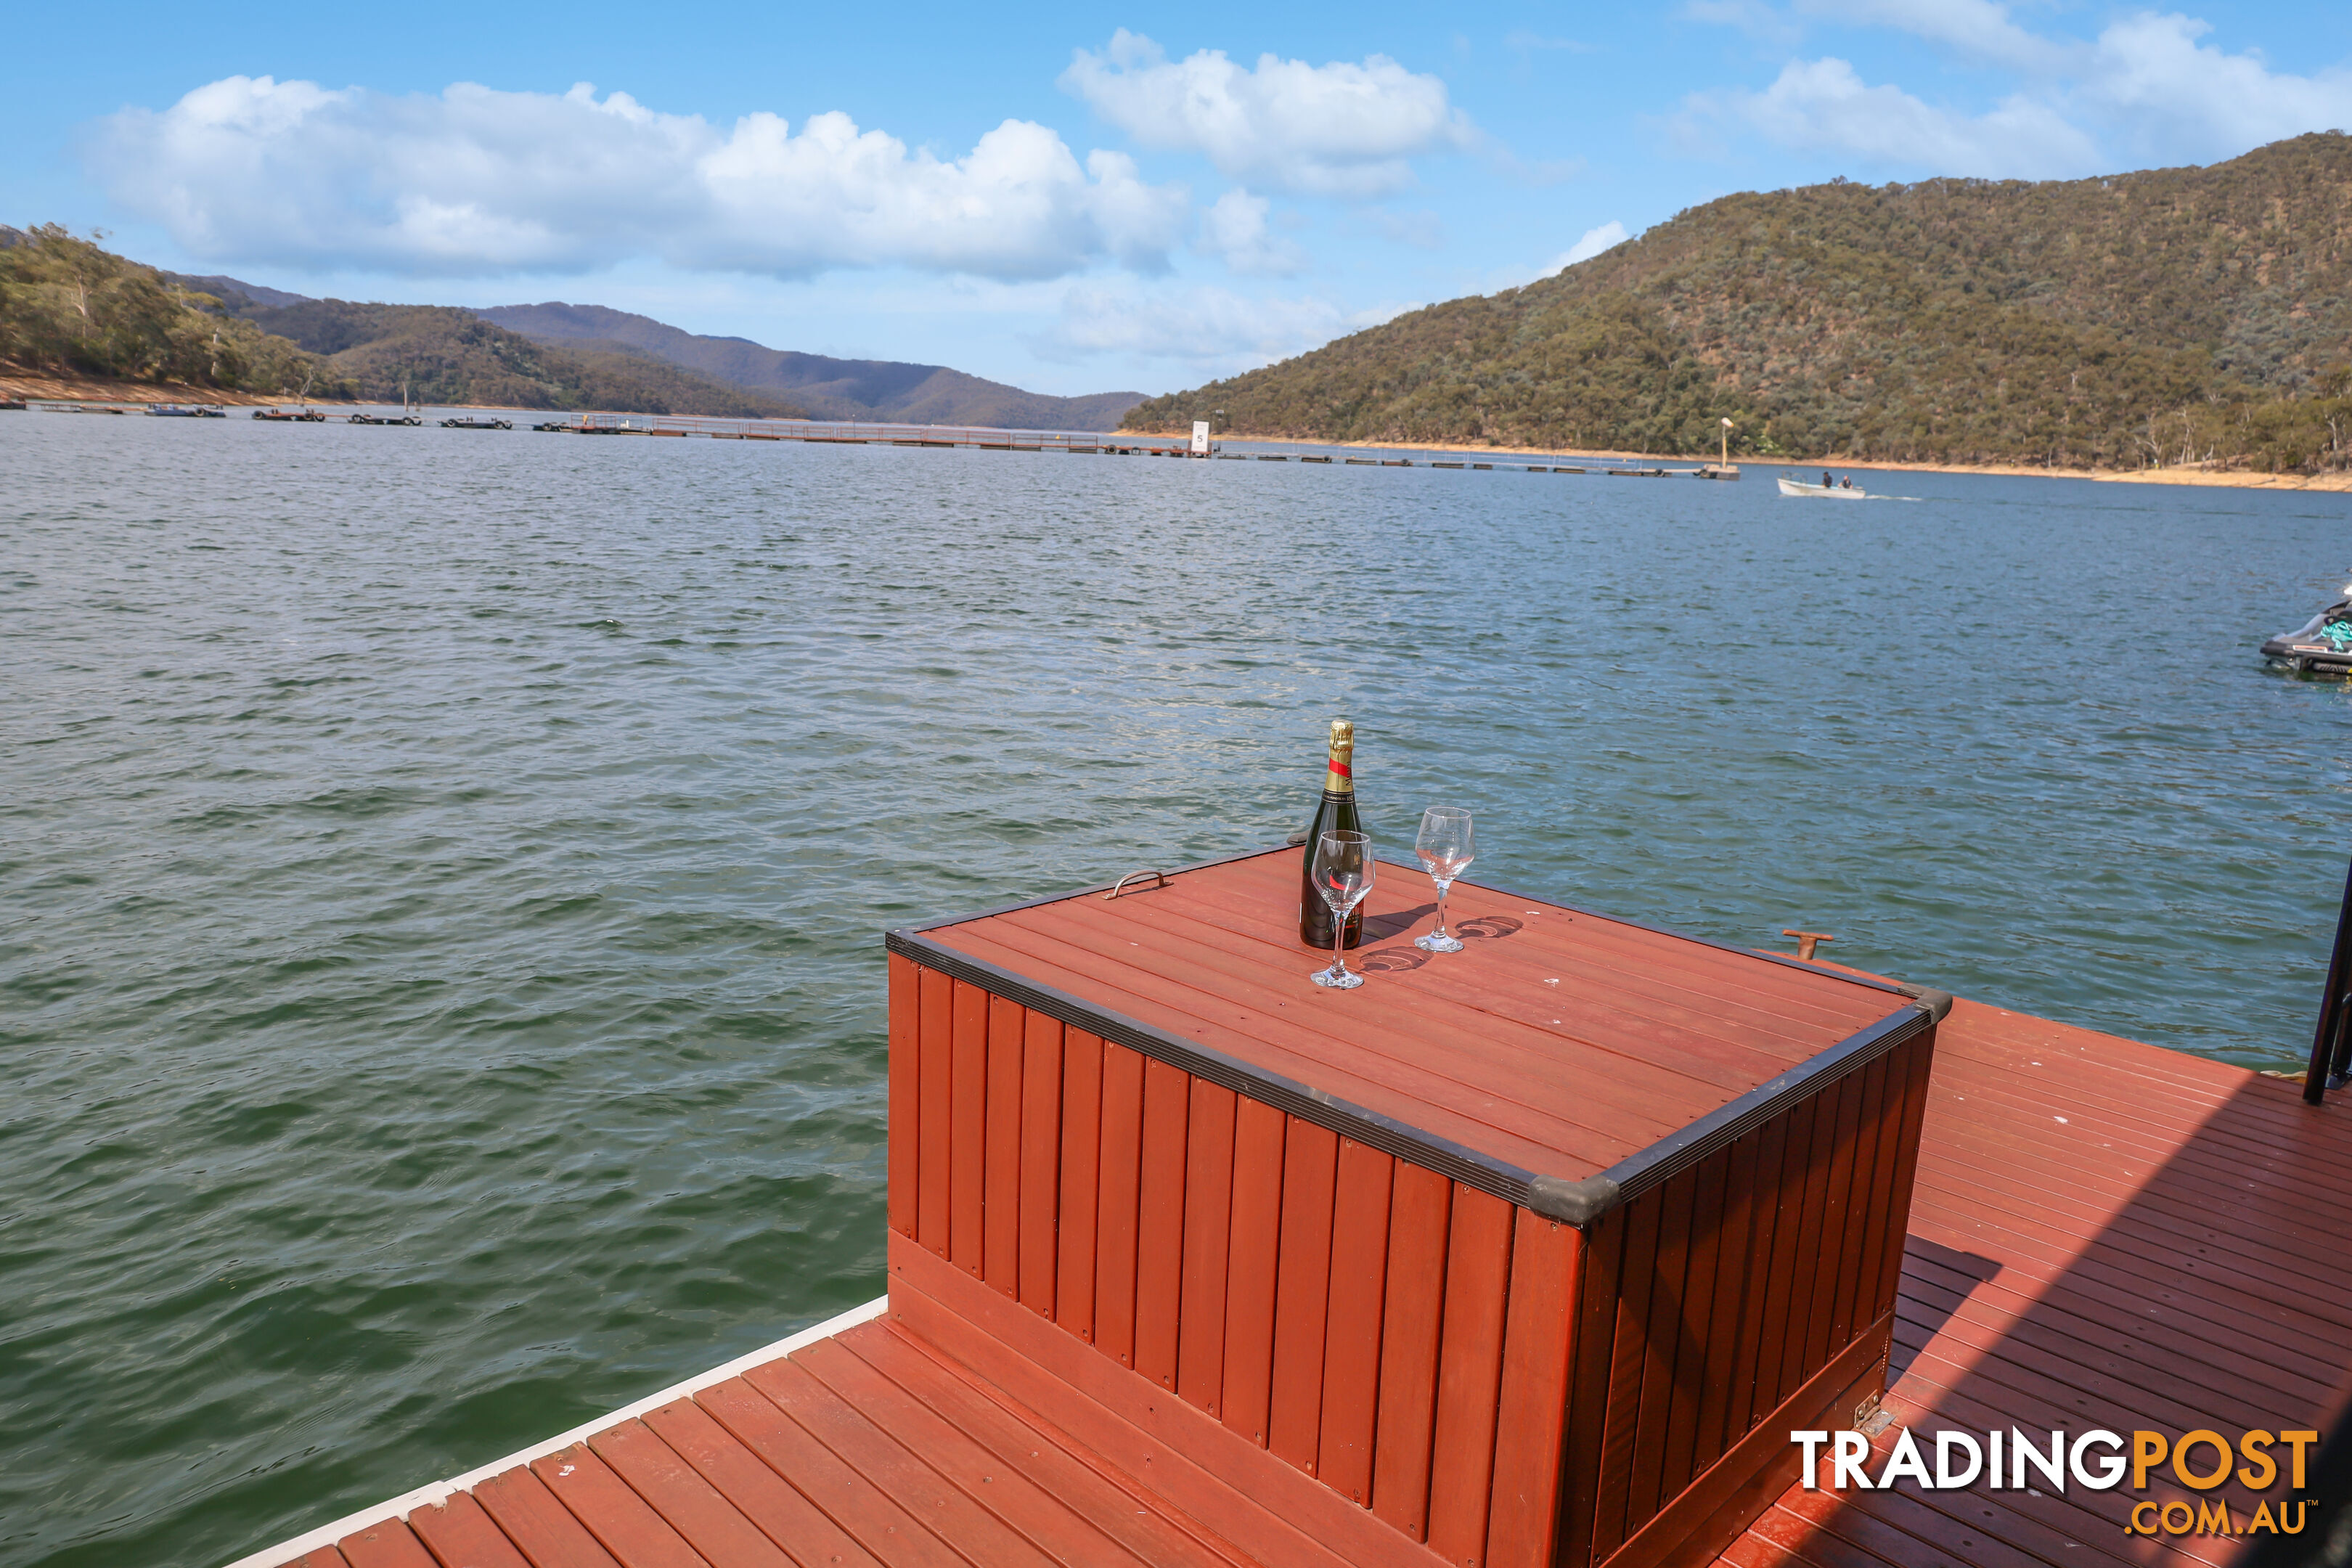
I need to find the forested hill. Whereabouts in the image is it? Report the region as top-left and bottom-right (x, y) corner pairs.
(478, 302), (1145, 429)
(230, 298), (809, 417)
(1124, 133), (2352, 470)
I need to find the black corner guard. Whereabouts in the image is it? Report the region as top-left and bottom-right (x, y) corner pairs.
(1527, 1175), (1623, 1226)
(1893, 985), (1954, 1022)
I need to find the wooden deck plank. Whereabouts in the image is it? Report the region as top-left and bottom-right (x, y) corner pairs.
(528, 1445), (711, 1568)
(740, 1356), (1061, 1567)
(915, 967), (952, 1257)
(1220, 1095), (1288, 1449)
(1485, 1209), (1581, 1568)
(1093, 1042), (1146, 1371)
(1177, 1079), (1238, 1418)
(404, 1493), (532, 1568)
(886, 955), (920, 1241)
(473, 1466), (626, 1568)
(1017, 1010), (1063, 1318)
(797, 1334), (1146, 1566)
(844, 1324), (1257, 1568)
(333, 1521), (438, 1568)
(984, 995), (1024, 1296)
(1133, 1057), (1191, 1392)
(1425, 1183), (1516, 1568)
(947, 980), (988, 1276)
(277, 1551), (349, 1568)
(638, 1397), (885, 1568)
(1267, 1115), (1341, 1477)
(584, 1419), (796, 1568)
(694, 1377), (971, 1568)
(1054, 1029), (1102, 1344)
(1369, 1159), (1450, 1542)
(1318, 1138), (1395, 1507)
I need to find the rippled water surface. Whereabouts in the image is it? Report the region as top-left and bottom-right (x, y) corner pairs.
(5, 413), (2348, 1567)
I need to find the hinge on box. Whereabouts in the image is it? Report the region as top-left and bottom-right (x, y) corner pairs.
(1854, 1391), (1888, 1434)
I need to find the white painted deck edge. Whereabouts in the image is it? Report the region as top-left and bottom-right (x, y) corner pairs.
(218, 1295), (891, 1568)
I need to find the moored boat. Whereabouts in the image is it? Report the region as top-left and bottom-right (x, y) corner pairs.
(2261, 585), (2352, 674)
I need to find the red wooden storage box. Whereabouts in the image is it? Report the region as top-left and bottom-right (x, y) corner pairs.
(884, 847), (1943, 1568)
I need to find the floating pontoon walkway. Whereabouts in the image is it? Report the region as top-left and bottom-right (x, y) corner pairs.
(230, 987), (2350, 1568)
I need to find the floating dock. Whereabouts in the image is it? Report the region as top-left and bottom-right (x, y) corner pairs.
(229, 849), (2350, 1568)
(13, 397), (1741, 475)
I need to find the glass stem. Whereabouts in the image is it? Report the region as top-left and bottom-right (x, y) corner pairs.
(1435, 881), (1450, 939)
(1334, 910), (1348, 977)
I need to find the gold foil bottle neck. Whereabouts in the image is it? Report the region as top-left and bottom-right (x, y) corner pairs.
(1324, 718), (1355, 793)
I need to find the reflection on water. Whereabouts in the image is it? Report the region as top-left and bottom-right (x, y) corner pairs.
(4, 413), (2348, 1567)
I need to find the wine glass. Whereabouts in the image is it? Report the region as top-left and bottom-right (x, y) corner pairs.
(1413, 807), (1474, 953)
(1310, 830), (1375, 990)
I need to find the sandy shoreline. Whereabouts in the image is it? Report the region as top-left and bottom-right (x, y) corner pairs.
(1124, 429), (2352, 493)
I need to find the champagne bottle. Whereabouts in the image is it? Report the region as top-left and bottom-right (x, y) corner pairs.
(1299, 719), (1367, 950)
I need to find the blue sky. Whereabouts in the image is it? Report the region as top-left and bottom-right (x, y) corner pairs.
(5, 1), (2346, 397)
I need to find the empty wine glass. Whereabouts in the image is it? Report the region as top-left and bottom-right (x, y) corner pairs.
(1310, 830), (1375, 989)
(1414, 807), (1474, 953)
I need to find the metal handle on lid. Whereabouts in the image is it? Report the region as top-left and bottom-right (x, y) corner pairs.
(1105, 869), (1171, 900)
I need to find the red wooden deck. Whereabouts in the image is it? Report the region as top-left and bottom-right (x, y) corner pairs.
(241, 987), (2352, 1568)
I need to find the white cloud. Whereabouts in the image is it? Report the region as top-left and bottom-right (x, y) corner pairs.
(1059, 30), (1477, 198)
(1036, 282), (1410, 369)
(2083, 13), (2352, 158)
(1683, 6), (2352, 176)
(1561, 221), (1630, 267)
(88, 76), (1188, 280)
(1197, 189), (1308, 277)
(1485, 221), (1632, 293)
(1696, 57), (2101, 177)
(1793, 0), (2071, 72)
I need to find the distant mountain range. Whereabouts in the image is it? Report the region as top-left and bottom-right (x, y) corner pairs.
(1125, 132), (2352, 470)
(162, 273), (1143, 428)
(478, 303), (1144, 430)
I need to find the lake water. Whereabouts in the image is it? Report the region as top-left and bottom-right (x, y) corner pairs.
(4, 412), (2348, 1567)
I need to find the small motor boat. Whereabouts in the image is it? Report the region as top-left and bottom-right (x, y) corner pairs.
(1778, 475), (1866, 498)
(2262, 587), (2352, 674)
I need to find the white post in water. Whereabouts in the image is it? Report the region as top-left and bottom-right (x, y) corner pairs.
(1192, 420), (1211, 455)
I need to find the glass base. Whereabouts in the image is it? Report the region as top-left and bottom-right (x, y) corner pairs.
(1416, 931), (1465, 953)
(1312, 964), (1365, 989)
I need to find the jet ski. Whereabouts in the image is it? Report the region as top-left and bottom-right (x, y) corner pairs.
(2262, 586), (2352, 674)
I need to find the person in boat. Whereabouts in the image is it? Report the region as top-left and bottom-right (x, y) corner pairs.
(1821, 470), (1833, 488)
(1839, 475), (1853, 489)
